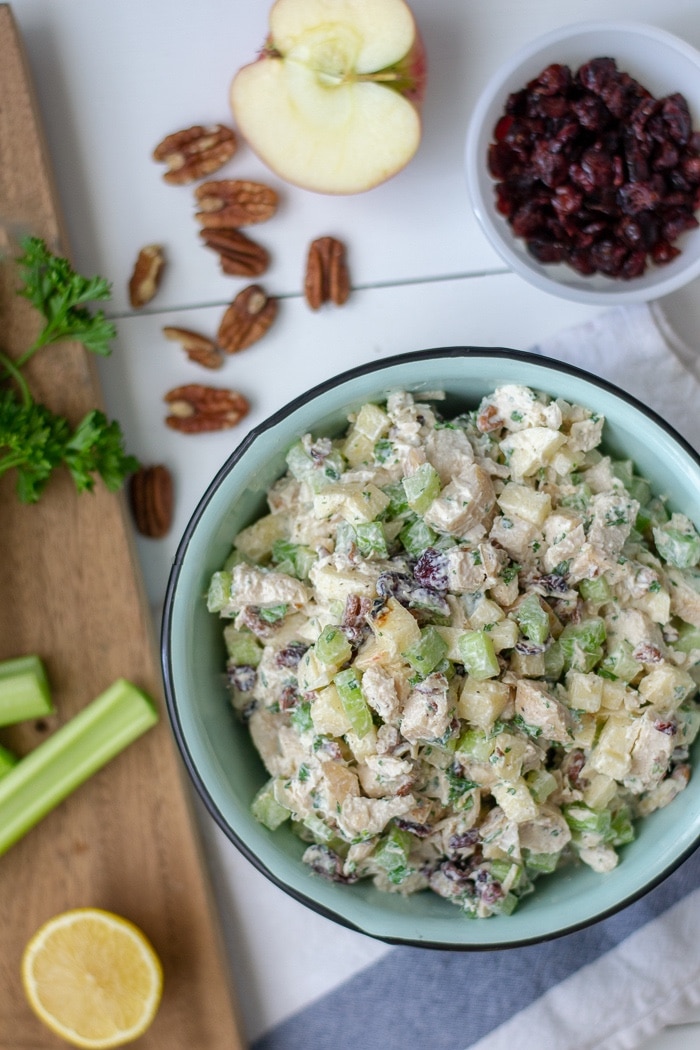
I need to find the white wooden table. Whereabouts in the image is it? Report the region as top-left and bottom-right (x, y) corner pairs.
(8, 0), (700, 1044)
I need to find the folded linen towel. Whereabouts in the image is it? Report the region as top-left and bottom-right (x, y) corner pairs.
(252, 303), (700, 1050)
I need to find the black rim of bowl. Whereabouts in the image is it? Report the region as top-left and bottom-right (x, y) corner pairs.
(161, 345), (700, 949)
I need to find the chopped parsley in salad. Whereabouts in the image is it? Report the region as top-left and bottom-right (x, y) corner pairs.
(207, 385), (700, 918)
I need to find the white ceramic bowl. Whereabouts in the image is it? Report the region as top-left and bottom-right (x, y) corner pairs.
(465, 21), (700, 304)
(162, 347), (700, 949)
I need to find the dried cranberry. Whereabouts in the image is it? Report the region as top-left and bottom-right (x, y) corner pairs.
(651, 240), (682, 264)
(414, 548), (449, 591)
(662, 93), (692, 145)
(275, 641), (309, 668)
(527, 237), (566, 264)
(226, 663), (257, 692)
(618, 181), (662, 214)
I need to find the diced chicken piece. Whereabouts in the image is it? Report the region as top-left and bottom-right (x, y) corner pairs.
(357, 753), (414, 798)
(400, 673), (453, 744)
(582, 455), (617, 494)
(337, 793), (416, 838)
(577, 843), (619, 873)
(478, 385), (563, 433)
(636, 765), (691, 816)
(309, 554), (380, 602)
(248, 710), (306, 777)
(445, 546), (487, 593)
(541, 512), (585, 573)
(230, 563), (309, 611)
(519, 805), (572, 854)
(568, 415), (604, 452)
(424, 426), (474, 484)
(515, 679), (572, 745)
(478, 805), (522, 858)
(423, 463), (496, 538)
(623, 713), (675, 792)
(604, 607), (666, 657)
(490, 514), (541, 563)
(667, 566), (700, 628)
(587, 491), (639, 557)
(361, 665), (402, 722)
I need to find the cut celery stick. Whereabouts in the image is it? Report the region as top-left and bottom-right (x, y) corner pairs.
(0, 678), (158, 856)
(0, 654), (53, 727)
(0, 743), (19, 779)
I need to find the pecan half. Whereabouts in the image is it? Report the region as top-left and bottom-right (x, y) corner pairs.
(195, 179), (279, 227)
(162, 326), (223, 369)
(304, 236), (350, 309)
(153, 124), (237, 184)
(200, 227), (269, 277)
(129, 464), (174, 538)
(218, 285), (278, 353)
(164, 384), (249, 433)
(128, 244), (165, 309)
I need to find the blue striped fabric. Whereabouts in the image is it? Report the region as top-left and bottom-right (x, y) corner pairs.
(252, 846), (700, 1050)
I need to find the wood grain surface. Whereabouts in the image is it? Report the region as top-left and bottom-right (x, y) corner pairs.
(0, 7), (246, 1047)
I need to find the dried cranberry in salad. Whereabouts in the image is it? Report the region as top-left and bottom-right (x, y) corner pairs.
(488, 57), (700, 279)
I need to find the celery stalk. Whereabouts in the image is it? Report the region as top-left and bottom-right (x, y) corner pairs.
(0, 654), (53, 726)
(0, 678), (158, 855)
(0, 743), (19, 778)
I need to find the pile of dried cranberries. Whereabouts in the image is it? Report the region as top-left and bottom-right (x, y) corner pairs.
(488, 58), (700, 279)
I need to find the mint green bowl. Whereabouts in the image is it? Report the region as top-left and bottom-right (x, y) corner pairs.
(161, 347), (700, 948)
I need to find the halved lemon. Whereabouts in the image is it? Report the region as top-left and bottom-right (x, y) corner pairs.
(21, 907), (163, 1049)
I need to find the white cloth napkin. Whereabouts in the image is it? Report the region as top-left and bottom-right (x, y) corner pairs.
(250, 303), (700, 1050)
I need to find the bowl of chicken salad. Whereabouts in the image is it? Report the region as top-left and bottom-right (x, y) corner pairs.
(161, 347), (700, 949)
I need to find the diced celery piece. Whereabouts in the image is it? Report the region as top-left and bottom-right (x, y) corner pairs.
(0, 654), (53, 727)
(525, 768), (557, 803)
(513, 593), (550, 645)
(489, 890), (520, 916)
(403, 626), (449, 676)
(355, 521), (388, 559)
(458, 630), (500, 680)
(334, 668), (373, 738)
(271, 539), (316, 579)
(637, 495), (669, 533)
(612, 460), (651, 507)
(315, 625), (352, 668)
(524, 850), (561, 874)
(579, 576), (612, 604)
(399, 517), (438, 556)
(223, 625), (263, 667)
(251, 780), (290, 830)
(653, 514), (700, 568)
(373, 825), (414, 884)
(402, 463), (441, 514)
(302, 813), (335, 844)
(382, 480), (410, 519)
(0, 678), (158, 856)
(559, 618), (606, 672)
(285, 441), (345, 491)
(542, 641), (565, 680)
(456, 727), (495, 763)
(606, 806), (635, 846)
(489, 859), (523, 889)
(0, 744), (19, 779)
(563, 802), (612, 837)
(206, 570), (232, 613)
(675, 621), (700, 653)
(599, 640), (640, 682)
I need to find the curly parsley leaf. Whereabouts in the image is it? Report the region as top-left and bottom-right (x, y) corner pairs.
(16, 236), (116, 359)
(0, 239), (139, 503)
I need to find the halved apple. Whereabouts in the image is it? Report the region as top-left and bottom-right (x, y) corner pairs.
(230, 0), (426, 195)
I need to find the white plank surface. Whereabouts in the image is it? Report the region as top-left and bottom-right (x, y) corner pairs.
(7, 0), (700, 1045)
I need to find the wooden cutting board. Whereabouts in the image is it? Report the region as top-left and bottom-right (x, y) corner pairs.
(0, 7), (247, 1048)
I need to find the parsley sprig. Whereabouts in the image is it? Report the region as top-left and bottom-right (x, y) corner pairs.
(0, 237), (139, 503)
